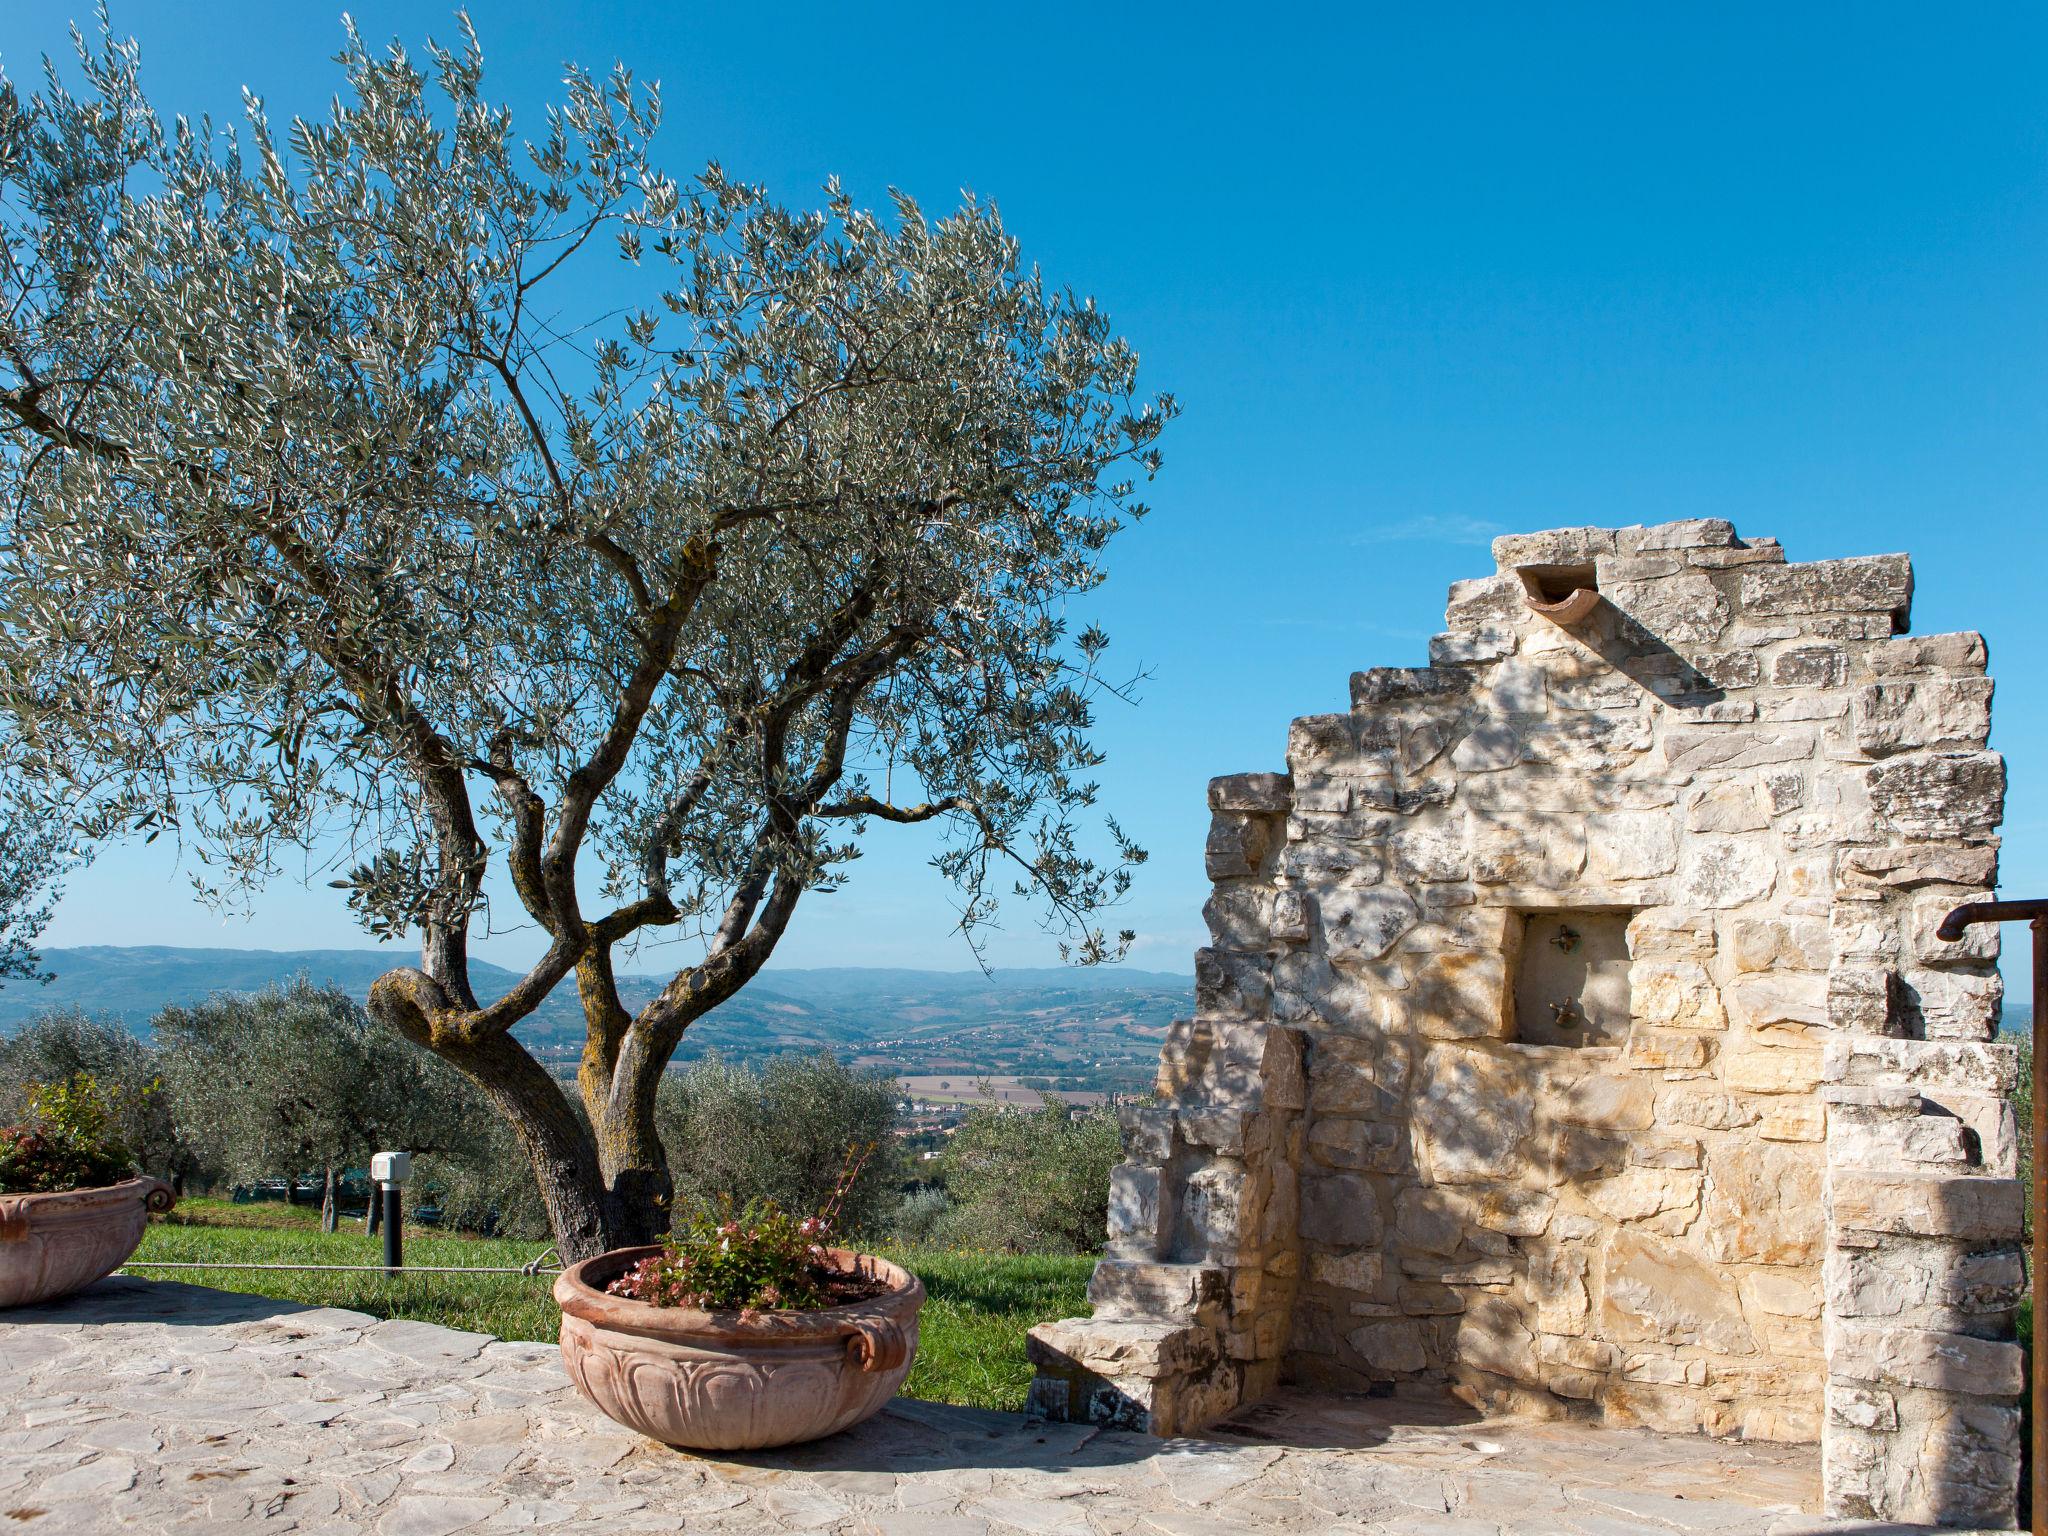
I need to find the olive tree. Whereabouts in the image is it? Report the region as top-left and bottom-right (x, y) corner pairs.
(0, 22), (1171, 1258)
(154, 978), (474, 1229)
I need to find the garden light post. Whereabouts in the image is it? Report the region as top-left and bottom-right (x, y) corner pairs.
(369, 1151), (410, 1277)
(1936, 898), (2048, 1535)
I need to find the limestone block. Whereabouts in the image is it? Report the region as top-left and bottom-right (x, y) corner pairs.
(1868, 630), (1987, 676)
(1349, 1320), (1428, 1373)
(1298, 1173), (1382, 1248)
(1725, 972), (1830, 1030)
(1350, 667), (1473, 711)
(1738, 554), (1913, 622)
(1826, 1238), (2024, 1323)
(1764, 768), (1807, 813)
(1728, 916), (1832, 973)
(1198, 1021), (1306, 1112)
(1853, 677), (1993, 756)
(1531, 1245), (1592, 1333)
(1270, 885), (1310, 945)
(1288, 714), (1369, 779)
(1307, 1117), (1404, 1173)
(1606, 571), (1730, 645)
(1584, 1167), (1703, 1232)
(1907, 1398), (2022, 1529)
(1701, 1142), (1823, 1264)
(1449, 717), (1520, 772)
(1156, 1016), (1213, 1100)
(1757, 1100), (1826, 1141)
(1209, 772), (1293, 813)
(1319, 886), (1420, 960)
(1087, 1261), (1228, 1323)
(1179, 1105), (1261, 1157)
(1548, 1123), (1628, 1179)
(1828, 1171), (2021, 1241)
(1119, 1105), (1175, 1163)
(1205, 813), (1273, 880)
(1306, 1055), (1395, 1116)
(1899, 966), (2002, 1041)
(1675, 837), (1777, 908)
(1455, 1293), (1538, 1378)
(1392, 825), (1471, 882)
(1721, 1043), (1823, 1095)
(1824, 1035), (2017, 1096)
(1628, 518), (1742, 552)
(1583, 811), (1679, 880)
(1430, 627), (1518, 666)
(1683, 784), (1767, 835)
(1492, 525), (1621, 568)
(1770, 645), (1848, 688)
(1434, 1182), (1556, 1237)
(1384, 1189), (1461, 1264)
(1106, 1163), (1166, 1251)
(1409, 948), (1512, 1041)
(1825, 964), (1897, 1034)
(1828, 1381), (1900, 1431)
(1601, 1230), (1757, 1354)
(1657, 1087), (1761, 1130)
(1826, 1322), (2022, 1397)
(1177, 1159), (1254, 1262)
(1467, 812), (1584, 886)
(1631, 961), (1728, 1030)
(1308, 1248), (1384, 1292)
(1841, 841), (1999, 890)
(1203, 886), (1274, 951)
(1662, 727), (1814, 775)
(1026, 1315), (1219, 1378)
(1195, 947), (1273, 1021)
(1559, 1074), (1656, 1130)
(1445, 573), (1525, 629)
(1483, 659), (1548, 714)
(1402, 720), (1451, 772)
(1397, 1281), (1466, 1314)
(1866, 750), (2004, 840)
(1626, 909), (1716, 960)
(1414, 1050), (1531, 1183)
(1911, 891), (1999, 965)
(1623, 1029), (1713, 1072)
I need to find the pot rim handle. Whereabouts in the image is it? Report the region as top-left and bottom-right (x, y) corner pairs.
(845, 1315), (909, 1374)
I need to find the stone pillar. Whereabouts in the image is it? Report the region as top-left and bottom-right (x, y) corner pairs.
(1026, 773), (1307, 1435)
(1822, 1056), (2025, 1527)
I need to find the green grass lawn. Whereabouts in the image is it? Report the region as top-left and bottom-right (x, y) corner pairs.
(128, 1198), (1093, 1411)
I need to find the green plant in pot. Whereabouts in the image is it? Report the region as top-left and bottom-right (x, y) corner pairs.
(555, 1147), (923, 1450)
(0, 1074), (176, 1308)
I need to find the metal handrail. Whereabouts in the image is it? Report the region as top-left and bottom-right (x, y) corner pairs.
(1937, 899), (2046, 1535)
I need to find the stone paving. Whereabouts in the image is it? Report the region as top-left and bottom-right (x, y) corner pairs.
(0, 1278), (1914, 1535)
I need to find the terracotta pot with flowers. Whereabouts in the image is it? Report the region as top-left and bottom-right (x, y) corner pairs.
(554, 1147), (922, 1451)
(0, 1075), (175, 1309)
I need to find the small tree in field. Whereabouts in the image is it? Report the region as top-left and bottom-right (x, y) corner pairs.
(0, 22), (1171, 1258)
(154, 979), (474, 1230)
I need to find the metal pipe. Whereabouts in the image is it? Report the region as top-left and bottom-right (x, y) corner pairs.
(381, 1182), (403, 1276)
(1938, 898), (2047, 1534)
(2033, 916), (2045, 1536)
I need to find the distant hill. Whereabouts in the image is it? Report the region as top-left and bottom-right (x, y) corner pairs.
(0, 946), (1193, 1090)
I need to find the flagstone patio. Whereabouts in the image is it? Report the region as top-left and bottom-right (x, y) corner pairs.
(0, 1278), (1899, 1534)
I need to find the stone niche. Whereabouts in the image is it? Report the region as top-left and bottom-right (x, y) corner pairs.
(1027, 520), (2024, 1530)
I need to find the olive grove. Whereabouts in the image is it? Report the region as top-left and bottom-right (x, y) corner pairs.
(0, 22), (1171, 1258)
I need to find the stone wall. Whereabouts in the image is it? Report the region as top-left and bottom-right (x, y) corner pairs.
(1027, 520), (2022, 1528)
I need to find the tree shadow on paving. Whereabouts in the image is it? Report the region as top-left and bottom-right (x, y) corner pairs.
(2, 1275), (356, 1331)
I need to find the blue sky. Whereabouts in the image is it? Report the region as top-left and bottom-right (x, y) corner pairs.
(11, 4), (2047, 991)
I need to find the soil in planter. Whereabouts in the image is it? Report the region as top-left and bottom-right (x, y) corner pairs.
(606, 1256), (895, 1313)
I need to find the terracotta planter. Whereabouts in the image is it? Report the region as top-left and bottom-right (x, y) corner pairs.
(554, 1245), (923, 1451)
(0, 1177), (175, 1309)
